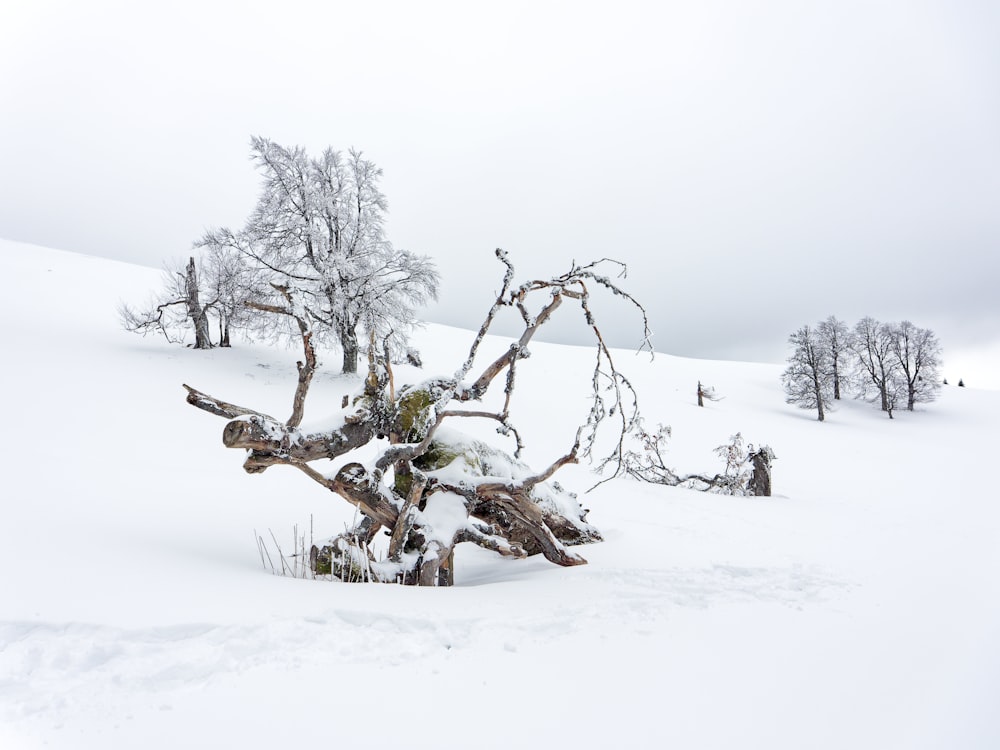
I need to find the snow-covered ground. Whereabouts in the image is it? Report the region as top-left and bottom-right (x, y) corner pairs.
(1, 239), (998, 749)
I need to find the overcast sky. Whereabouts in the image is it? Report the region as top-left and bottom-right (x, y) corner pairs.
(3, 0), (999, 385)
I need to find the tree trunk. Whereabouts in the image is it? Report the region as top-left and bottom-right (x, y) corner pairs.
(438, 549), (455, 587)
(748, 449), (773, 496)
(813, 371), (825, 422)
(184, 257), (212, 349)
(219, 314), (231, 348)
(340, 325), (359, 374)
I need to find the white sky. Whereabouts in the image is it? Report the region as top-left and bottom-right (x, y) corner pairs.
(3, 0), (999, 386)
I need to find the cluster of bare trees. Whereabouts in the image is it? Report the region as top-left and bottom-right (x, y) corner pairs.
(782, 316), (942, 420)
(121, 137), (439, 373)
(118, 254), (246, 350)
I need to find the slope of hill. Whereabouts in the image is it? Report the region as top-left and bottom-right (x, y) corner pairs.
(1, 239), (997, 749)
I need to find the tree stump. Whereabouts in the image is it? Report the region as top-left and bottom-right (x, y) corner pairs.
(748, 446), (776, 497)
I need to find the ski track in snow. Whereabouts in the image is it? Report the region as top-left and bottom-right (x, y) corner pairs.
(0, 562), (845, 724)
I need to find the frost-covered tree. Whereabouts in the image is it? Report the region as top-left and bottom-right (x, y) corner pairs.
(184, 252), (651, 586)
(850, 316), (900, 416)
(781, 324), (833, 421)
(889, 321), (942, 411)
(817, 315), (851, 400)
(198, 137), (439, 374)
(120, 257), (215, 349)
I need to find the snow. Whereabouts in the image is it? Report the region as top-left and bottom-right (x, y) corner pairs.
(414, 491), (470, 547)
(2, 238), (999, 748)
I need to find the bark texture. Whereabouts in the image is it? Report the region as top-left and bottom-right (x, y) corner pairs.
(184, 257), (212, 350)
(748, 447), (775, 497)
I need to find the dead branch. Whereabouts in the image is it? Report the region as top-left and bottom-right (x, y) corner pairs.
(461, 291), (564, 400)
(184, 384), (276, 421)
(246, 284), (315, 428)
(457, 524), (528, 559)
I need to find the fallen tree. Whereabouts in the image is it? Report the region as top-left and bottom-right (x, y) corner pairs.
(185, 251), (650, 585)
(623, 423), (776, 497)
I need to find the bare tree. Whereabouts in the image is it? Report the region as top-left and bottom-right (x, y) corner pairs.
(781, 324), (833, 421)
(120, 257), (214, 349)
(817, 315), (851, 400)
(889, 321), (942, 411)
(850, 316), (899, 416)
(184, 252), (651, 586)
(199, 240), (258, 348)
(201, 137), (439, 374)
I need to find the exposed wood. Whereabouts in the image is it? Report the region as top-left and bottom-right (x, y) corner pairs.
(457, 524), (527, 559)
(417, 542), (451, 587)
(388, 473), (427, 561)
(472, 487), (587, 567)
(462, 293), (563, 400)
(245, 287), (315, 428)
(328, 463), (400, 530)
(215, 414), (374, 462)
(183, 384), (275, 421)
(748, 449), (774, 497)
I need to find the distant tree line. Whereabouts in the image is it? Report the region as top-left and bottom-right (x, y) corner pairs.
(782, 316), (942, 420)
(120, 137), (439, 374)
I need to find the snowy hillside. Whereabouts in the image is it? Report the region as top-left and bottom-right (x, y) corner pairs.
(1, 239), (998, 749)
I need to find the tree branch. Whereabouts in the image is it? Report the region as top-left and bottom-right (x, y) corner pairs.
(183, 384), (277, 421)
(457, 523), (528, 559)
(461, 292), (563, 400)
